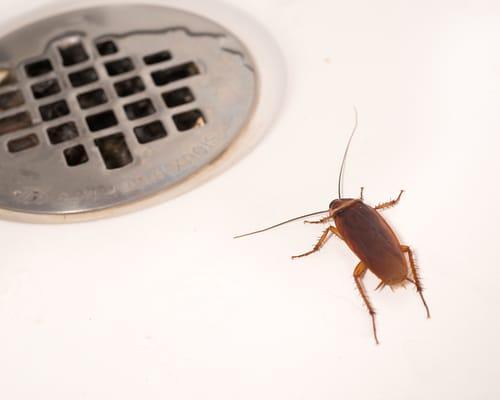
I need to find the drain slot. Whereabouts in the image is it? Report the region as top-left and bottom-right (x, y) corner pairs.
(64, 144), (88, 166)
(0, 90), (24, 111)
(95, 133), (133, 169)
(0, 112), (32, 135)
(86, 110), (118, 132)
(162, 87), (195, 108)
(144, 50), (172, 65)
(173, 109), (206, 131)
(25, 59), (53, 77)
(69, 67), (99, 88)
(7, 133), (39, 153)
(96, 40), (119, 56)
(151, 62), (199, 86)
(58, 41), (89, 66)
(39, 100), (70, 121)
(114, 76), (145, 97)
(47, 122), (79, 144)
(105, 57), (135, 76)
(124, 99), (156, 120)
(134, 121), (167, 144)
(31, 79), (61, 99)
(77, 89), (108, 110)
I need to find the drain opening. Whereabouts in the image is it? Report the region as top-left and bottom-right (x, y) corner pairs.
(7, 133), (39, 153)
(25, 59), (53, 77)
(0, 71), (16, 87)
(151, 62), (199, 86)
(47, 122), (79, 144)
(58, 41), (89, 66)
(64, 144), (88, 166)
(162, 87), (195, 108)
(124, 99), (156, 120)
(173, 109), (206, 131)
(144, 50), (172, 65)
(96, 40), (119, 56)
(114, 76), (145, 97)
(86, 110), (118, 132)
(0, 90), (24, 111)
(69, 67), (99, 87)
(77, 89), (108, 109)
(105, 57), (135, 76)
(39, 100), (70, 121)
(31, 79), (61, 99)
(0, 112), (32, 135)
(134, 121), (167, 144)
(95, 133), (133, 169)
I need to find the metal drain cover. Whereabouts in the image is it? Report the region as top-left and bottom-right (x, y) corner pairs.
(0, 5), (256, 215)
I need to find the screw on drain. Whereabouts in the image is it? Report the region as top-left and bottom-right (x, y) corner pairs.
(0, 5), (256, 215)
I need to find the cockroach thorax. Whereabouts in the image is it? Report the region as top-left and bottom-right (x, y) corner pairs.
(329, 198), (360, 216)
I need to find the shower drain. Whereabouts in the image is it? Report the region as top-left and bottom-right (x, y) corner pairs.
(0, 5), (257, 216)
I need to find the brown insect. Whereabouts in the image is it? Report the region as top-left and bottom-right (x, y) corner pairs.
(235, 109), (430, 344)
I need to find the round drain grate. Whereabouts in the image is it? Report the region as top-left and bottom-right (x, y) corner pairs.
(0, 4), (257, 216)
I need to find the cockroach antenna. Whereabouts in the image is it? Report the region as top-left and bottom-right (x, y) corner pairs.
(234, 107), (359, 239)
(338, 107), (359, 199)
(233, 209), (329, 239)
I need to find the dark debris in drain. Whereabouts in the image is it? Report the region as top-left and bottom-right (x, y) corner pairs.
(95, 133), (133, 169)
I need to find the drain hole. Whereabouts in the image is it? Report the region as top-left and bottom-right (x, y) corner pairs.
(7, 134), (39, 153)
(47, 122), (78, 144)
(31, 79), (61, 99)
(95, 133), (133, 169)
(124, 99), (155, 120)
(77, 89), (108, 109)
(40, 100), (70, 121)
(59, 42), (89, 66)
(114, 76), (145, 97)
(0, 90), (24, 111)
(162, 87), (195, 108)
(151, 62), (199, 86)
(0, 69), (16, 87)
(134, 121), (167, 144)
(25, 59), (53, 77)
(105, 57), (134, 76)
(96, 40), (119, 56)
(64, 144), (88, 166)
(144, 51), (172, 65)
(0, 112), (32, 135)
(86, 110), (118, 132)
(69, 67), (99, 88)
(173, 109), (206, 131)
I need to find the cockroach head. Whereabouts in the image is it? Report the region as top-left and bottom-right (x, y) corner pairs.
(329, 199), (341, 210)
(329, 198), (354, 213)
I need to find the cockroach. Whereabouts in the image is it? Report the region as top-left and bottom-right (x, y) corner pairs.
(235, 109), (430, 344)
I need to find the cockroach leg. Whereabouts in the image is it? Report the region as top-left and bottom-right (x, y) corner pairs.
(291, 226), (342, 259)
(359, 187), (364, 200)
(304, 215), (334, 224)
(353, 262), (379, 344)
(401, 245), (431, 319)
(405, 277), (416, 285)
(375, 190), (404, 210)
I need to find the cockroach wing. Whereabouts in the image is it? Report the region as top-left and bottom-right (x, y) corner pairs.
(334, 201), (408, 285)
